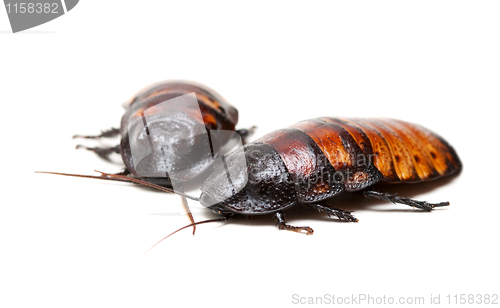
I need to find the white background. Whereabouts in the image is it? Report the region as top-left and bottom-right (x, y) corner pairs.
(1, 1), (499, 307)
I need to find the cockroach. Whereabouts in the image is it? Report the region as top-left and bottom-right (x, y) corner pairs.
(51, 80), (255, 231)
(40, 116), (461, 247)
(72, 80), (254, 182)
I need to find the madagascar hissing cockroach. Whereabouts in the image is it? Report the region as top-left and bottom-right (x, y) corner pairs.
(187, 116), (462, 234)
(73, 80), (254, 184)
(48, 80), (255, 231)
(39, 116), (461, 245)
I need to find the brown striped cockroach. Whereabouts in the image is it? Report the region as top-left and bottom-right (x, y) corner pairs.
(39, 80), (255, 232)
(189, 116), (462, 235)
(39, 116), (461, 244)
(72, 80), (254, 179)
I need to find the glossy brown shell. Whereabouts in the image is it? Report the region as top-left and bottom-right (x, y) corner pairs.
(119, 81), (239, 178)
(121, 80), (238, 132)
(202, 116), (461, 215)
(259, 117), (461, 185)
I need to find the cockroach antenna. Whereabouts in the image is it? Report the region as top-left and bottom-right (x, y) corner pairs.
(35, 170), (201, 201)
(93, 171), (200, 201)
(93, 171), (200, 234)
(142, 215), (230, 257)
(34, 170), (200, 233)
(36, 170), (232, 254)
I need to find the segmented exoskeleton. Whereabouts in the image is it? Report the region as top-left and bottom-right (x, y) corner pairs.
(73, 80), (254, 185)
(39, 116), (461, 239)
(197, 117), (461, 234)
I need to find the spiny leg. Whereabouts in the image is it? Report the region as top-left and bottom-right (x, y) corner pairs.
(73, 127), (120, 139)
(274, 211), (314, 235)
(75, 144), (120, 160)
(236, 126), (257, 145)
(363, 190), (449, 211)
(306, 203), (358, 222)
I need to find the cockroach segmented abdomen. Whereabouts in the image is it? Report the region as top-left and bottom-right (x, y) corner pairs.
(253, 117), (461, 206)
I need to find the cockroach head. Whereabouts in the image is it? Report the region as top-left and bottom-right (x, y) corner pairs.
(199, 143), (296, 215)
(198, 144), (248, 214)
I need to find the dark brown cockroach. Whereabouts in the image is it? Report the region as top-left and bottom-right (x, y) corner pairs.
(72, 80), (253, 184)
(186, 116), (461, 234)
(93, 116), (461, 240)
(40, 116), (461, 246)
(42, 80), (254, 232)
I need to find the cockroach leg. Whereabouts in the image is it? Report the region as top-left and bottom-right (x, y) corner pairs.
(274, 211), (314, 235)
(236, 126), (257, 145)
(75, 144), (120, 160)
(363, 190), (450, 211)
(176, 184), (196, 235)
(306, 203), (358, 222)
(73, 127), (120, 139)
